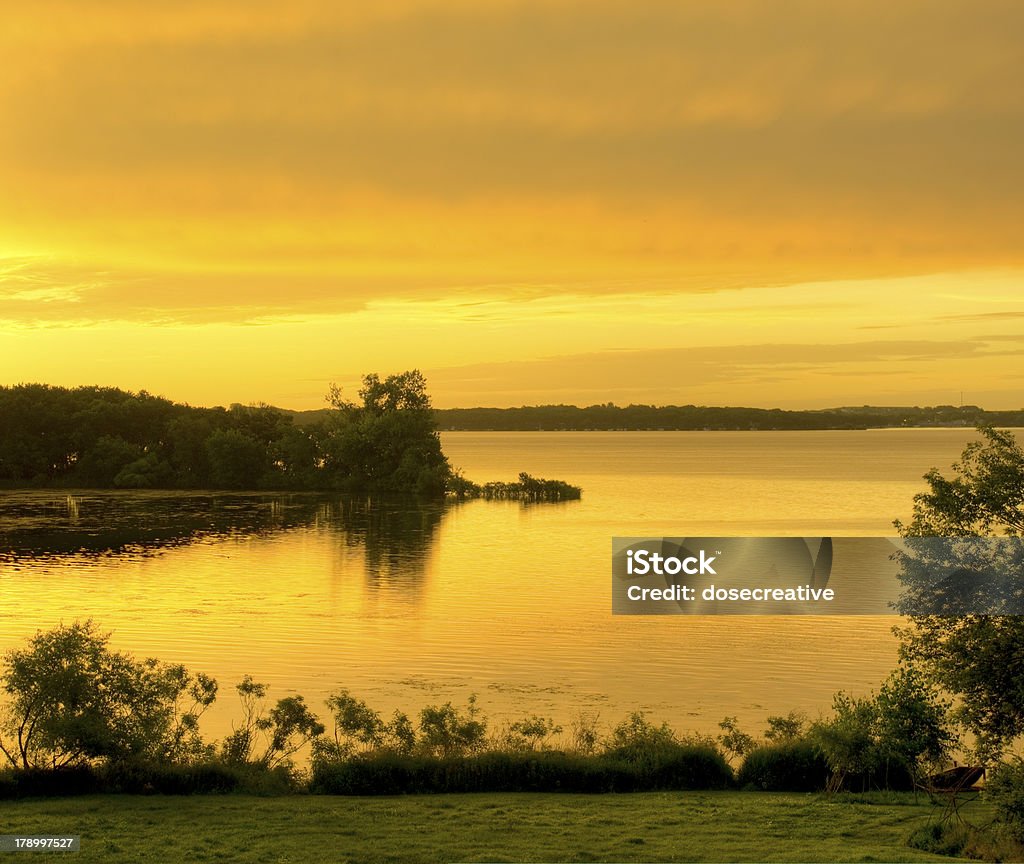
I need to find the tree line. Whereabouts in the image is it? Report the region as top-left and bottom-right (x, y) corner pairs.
(0, 372), (451, 494)
(427, 403), (1024, 431)
(0, 373), (580, 500)
(0, 373), (447, 496)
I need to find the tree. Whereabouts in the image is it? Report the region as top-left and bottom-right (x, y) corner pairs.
(356, 371), (433, 414)
(896, 426), (1024, 537)
(872, 666), (955, 786)
(313, 690), (419, 764)
(220, 675), (267, 765)
(717, 716), (756, 763)
(811, 669), (954, 792)
(322, 371), (452, 495)
(323, 689), (385, 755)
(0, 621), (216, 769)
(220, 675), (324, 770)
(165, 415), (214, 487)
(204, 428), (267, 489)
(261, 696), (325, 769)
(811, 692), (879, 792)
(764, 711), (806, 743)
(74, 435), (141, 486)
(894, 426), (1024, 760)
(418, 694), (487, 757)
(113, 452), (173, 488)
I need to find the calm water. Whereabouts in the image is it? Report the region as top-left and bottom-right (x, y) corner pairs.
(0, 429), (993, 739)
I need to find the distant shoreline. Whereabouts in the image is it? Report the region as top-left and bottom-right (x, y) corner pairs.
(438, 425), (1023, 432)
(292, 404), (1024, 433)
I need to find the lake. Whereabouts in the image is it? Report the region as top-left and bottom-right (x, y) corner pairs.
(0, 428), (992, 741)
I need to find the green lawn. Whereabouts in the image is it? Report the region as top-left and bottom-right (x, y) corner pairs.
(0, 791), (964, 864)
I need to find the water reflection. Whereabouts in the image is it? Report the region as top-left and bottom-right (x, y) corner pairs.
(0, 491), (447, 587)
(327, 496), (445, 583)
(0, 491), (323, 559)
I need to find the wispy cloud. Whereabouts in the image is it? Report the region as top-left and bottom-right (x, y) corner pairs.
(425, 337), (1023, 406)
(935, 310), (1024, 322)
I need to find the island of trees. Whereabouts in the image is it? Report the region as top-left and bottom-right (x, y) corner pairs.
(0, 373), (579, 500)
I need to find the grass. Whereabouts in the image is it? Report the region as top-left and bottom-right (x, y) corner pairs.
(0, 791), (967, 864)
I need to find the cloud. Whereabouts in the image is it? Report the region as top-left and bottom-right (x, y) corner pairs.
(935, 310), (1024, 322)
(0, 0), (1021, 325)
(424, 337), (1023, 405)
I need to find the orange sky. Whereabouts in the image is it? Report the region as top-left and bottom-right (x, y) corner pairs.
(1, 0), (1022, 409)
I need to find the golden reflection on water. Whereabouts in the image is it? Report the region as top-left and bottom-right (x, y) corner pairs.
(0, 429), (992, 740)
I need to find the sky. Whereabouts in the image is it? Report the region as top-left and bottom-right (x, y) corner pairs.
(1, 0), (1022, 409)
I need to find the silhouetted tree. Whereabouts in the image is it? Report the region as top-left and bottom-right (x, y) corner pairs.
(205, 428), (268, 489)
(895, 426), (1024, 759)
(220, 676), (324, 770)
(0, 621), (216, 769)
(74, 436), (141, 486)
(321, 371), (452, 495)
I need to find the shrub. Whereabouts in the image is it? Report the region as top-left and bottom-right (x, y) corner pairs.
(638, 743), (734, 790)
(987, 758), (1024, 840)
(101, 760), (240, 795)
(220, 677), (324, 770)
(0, 760), (303, 797)
(738, 740), (830, 792)
(311, 745), (732, 796)
(418, 695), (487, 757)
(908, 819), (1024, 861)
(605, 711), (677, 758)
(498, 715), (563, 752)
(764, 711), (807, 742)
(569, 711), (601, 755)
(232, 763), (305, 796)
(479, 473), (582, 502)
(0, 766), (100, 799)
(907, 821), (969, 857)
(810, 670), (950, 792)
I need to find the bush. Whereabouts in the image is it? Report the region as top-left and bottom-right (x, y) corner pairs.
(810, 670), (950, 792)
(638, 743), (734, 790)
(605, 711), (678, 759)
(987, 758), (1024, 840)
(312, 751), (608, 795)
(232, 763), (305, 796)
(478, 473), (582, 502)
(0, 760), (306, 797)
(601, 713), (732, 789)
(908, 819), (1024, 862)
(100, 760), (241, 795)
(311, 745), (732, 795)
(0, 766), (100, 799)
(418, 695), (487, 757)
(500, 715), (563, 752)
(907, 821), (969, 857)
(738, 740), (830, 792)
